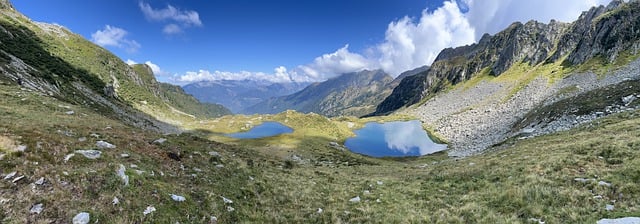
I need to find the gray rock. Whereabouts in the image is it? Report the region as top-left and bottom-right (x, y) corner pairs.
(597, 217), (640, 224)
(226, 206), (235, 212)
(77, 137), (87, 142)
(349, 196), (361, 203)
(222, 196), (233, 204)
(65, 110), (75, 115)
(3, 171), (17, 180)
(143, 206), (156, 215)
(112, 197), (119, 205)
(30, 203), (43, 214)
(208, 151), (220, 157)
(117, 164), (129, 186)
(75, 150), (101, 159)
(622, 95), (637, 105)
(152, 138), (167, 144)
(72, 212), (90, 224)
(598, 181), (612, 187)
(64, 153), (75, 162)
(34, 177), (44, 185)
(606, 204), (615, 211)
(170, 194), (186, 202)
(12, 175), (24, 183)
(574, 177), (596, 183)
(96, 140), (115, 149)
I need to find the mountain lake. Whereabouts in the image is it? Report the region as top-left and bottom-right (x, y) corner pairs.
(344, 120), (447, 157)
(226, 121), (293, 139)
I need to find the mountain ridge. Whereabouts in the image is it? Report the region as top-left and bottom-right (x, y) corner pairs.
(375, 0), (640, 116)
(183, 79), (310, 113)
(244, 69), (396, 117)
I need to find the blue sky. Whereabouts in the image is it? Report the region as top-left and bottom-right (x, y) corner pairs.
(13, 0), (611, 84)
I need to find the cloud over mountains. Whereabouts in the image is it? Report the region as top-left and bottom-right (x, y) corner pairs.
(174, 0), (611, 84)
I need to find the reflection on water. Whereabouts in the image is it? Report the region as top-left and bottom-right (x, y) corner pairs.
(344, 120), (446, 157)
(225, 121), (293, 139)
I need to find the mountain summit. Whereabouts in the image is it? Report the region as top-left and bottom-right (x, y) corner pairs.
(375, 0), (640, 115)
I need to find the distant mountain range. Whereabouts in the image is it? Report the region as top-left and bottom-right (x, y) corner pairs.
(183, 80), (310, 113)
(243, 68), (425, 117)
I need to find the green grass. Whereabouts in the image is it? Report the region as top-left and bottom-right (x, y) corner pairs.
(2, 70), (640, 223)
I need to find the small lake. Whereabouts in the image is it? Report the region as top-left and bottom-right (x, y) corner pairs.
(344, 120), (447, 157)
(225, 121), (293, 139)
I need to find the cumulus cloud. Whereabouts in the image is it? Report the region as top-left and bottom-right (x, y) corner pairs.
(296, 45), (375, 80)
(139, 1), (202, 34)
(91, 25), (141, 53)
(377, 1), (475, 76)
(176, 66), (302, 83)
(464, 0), (612, 39)
(172, 0), (613, 84)
(144, 61), (169, 76)
(125, 59), (137, 65)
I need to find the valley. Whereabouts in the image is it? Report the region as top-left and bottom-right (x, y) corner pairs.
(1, 0), (640, 223)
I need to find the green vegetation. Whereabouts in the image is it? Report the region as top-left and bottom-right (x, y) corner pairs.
(2, 82), (640, 223)
(574, 50), (640, 77)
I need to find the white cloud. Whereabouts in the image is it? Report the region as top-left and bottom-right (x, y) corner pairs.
(144, 61), (169, 76)
(176, 66), (303, 83)
(91, 25), (141, 53)
(377, 1), (475, 76)
(125, 59), (137, 65)
(171, 0), (613, 84)
(295, 45), (375, 80)
(464, 0), (612, 39)
(139, 1), (202, 34)
(162, 24), (182, 35)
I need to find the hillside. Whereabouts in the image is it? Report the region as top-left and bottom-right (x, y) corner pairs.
(183, 80), (310, 113)
(0, 3), (229, 130)
(373, 0), (640, 156)
(245, 69), (399, 117)
(2, 0), (640, 223)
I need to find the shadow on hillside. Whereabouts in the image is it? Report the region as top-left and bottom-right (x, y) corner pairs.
(0, 19), (188, 133)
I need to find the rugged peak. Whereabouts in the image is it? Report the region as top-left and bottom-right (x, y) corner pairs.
(375, 1), (640, 115)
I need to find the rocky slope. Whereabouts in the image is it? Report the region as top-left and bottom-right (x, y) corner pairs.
(376, 0), (640, 116)
(245, 69), (395, 117)
(369, 0), (640, 155)
(183, 80), (310, 113)
(0, 3), (229, 132)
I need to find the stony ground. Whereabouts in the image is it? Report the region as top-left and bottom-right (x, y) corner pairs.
(409, 58), (640, 157)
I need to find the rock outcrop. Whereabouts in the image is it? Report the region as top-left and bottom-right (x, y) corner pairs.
(375, 0), (640, 115)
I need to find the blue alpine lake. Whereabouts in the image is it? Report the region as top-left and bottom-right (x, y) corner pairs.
(225, 121), (293, 139)
(344, 120), (447, 157)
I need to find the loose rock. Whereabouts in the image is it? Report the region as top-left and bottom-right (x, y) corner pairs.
(96, 140), (115, 149)
(30, 203), (43, 214)
(65, 111), (75, 115)
(349, 196), (361, 203)
(597, 217), (640, 224)
(598, 181), (612, 187)
(75, 150), (101, 159)
(34, 177), (44, 185)
(117, 164), (129, 186)
(3, 171), (17, 180)
(171, 194), (186, 202)
(222, 196), (233, 204)
(12, 175), (24, 183)
(143, 206), (156, 215)
(152, 138), (167, 144)
(112, 197), (119, 205)
(72, 212), (90, 224)
(64, 153), (75, 162)
(606, 204), (615, 211)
